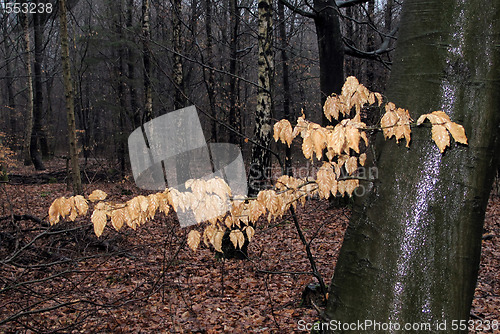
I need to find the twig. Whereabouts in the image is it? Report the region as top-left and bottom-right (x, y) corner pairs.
(263, 273), (281, 331)
(289, 206), (328, 298)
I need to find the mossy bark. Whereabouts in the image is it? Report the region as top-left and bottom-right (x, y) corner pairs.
(324, 0), (500, 332)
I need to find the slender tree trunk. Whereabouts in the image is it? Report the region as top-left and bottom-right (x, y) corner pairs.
(142, 0), (153, 121)
(385, 0), (393, 32)
(114, 0), (127, 175)
(204, 0), (217, 143)
(324, 0), (500, 331)
(59, 0), (83, 195)
(21, 12), (34, 166)
(228, 0), (241, 146)
(248, 0), (274, 196)
(172, 0), (185, 110)
(171, 0), (190, 186)
(278, 0), (292, 175)
(127, 0), (140, 128)
(2, 18), (16, 141)
(366, 0), (375, 88)
(344, 5), (355, 77)
(31, 8), (46, 169)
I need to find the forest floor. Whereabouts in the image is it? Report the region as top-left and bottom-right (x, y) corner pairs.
(0, 160), (498, 333)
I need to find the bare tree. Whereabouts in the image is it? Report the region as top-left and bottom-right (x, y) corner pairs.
(60, 0), (82, 194)
(21, 10), (34, 167)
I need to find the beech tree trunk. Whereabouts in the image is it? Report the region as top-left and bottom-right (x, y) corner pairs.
(324, 0), (500, 332)
(248, 0), (274, 196)
(59, 0), (82, 195)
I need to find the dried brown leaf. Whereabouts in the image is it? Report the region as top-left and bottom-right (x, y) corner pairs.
(88, 190), (107, 202)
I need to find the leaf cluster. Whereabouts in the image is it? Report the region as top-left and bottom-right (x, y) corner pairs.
(48, 76), (468, 253)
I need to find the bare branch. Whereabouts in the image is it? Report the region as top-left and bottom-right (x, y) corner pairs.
(343, 26), (398, 66)
(336, 0), (370, 8)
(278, 0), (316, 18)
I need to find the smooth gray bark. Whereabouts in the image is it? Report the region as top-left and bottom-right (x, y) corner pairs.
(324, 0), (500, 332)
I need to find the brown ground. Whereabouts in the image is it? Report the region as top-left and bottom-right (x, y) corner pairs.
(0, 161), (498, 333)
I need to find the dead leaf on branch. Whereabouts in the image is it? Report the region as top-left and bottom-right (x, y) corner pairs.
(110, 208), (127, 231)
(359, 153), (367, 166)
(431, 124), (450, 153)
(203, 224), (217, 247)
(88, 189), (107, 202)
(229, 230), (245, 249)
(187, 230), (201, 251)
(292, 114), (309, 139)
(91, 209), (107, 237)
(417, 110), (468, 152)
(273, 119), (294, 147)
(244, 226), (255, 242)
(345, 156), (358, 176)
(316, 162), (336, 199)
(323, 95), (341, 122)
(212, 229), (224, 253)
(381, 103), (412, 147)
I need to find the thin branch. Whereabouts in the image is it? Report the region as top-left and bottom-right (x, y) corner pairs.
(289, 206), (328, 298)
(336, 0), (370, 8)
(0, 214), (47, 226)
(278, 0), (316, 19)
(343, 26), (398, 66)
(257, 269), (314, 275)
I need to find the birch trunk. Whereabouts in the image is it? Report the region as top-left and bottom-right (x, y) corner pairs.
(248, 0), (273, 196)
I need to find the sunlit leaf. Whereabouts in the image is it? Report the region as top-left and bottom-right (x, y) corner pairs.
(187, 230), (201, 251)
(88, 189), (107, 202)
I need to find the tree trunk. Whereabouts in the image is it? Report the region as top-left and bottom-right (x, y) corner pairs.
(248, 0), (274, 196)
(2, 17), (16, 141)
(324, 0), (500, 331)
(114, 0), (127, 176)
(142, 0), (153, 121)
(365, 0), (375, 88)
(204, 0), (217, 143)
(171, 0), (190, 186)
(127, 0), (140, 128)
(228, 0), (241, 146)
(172, 0), (185, 110)
(21, 11), (34, 166)
(385, 0), (393, 32)
(277, 0), (292, 175)
(313, 0), (344, 109)
(229, 0), (241, 145)
(30, 8), (46, 169)
(59, 0), (83, 195)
